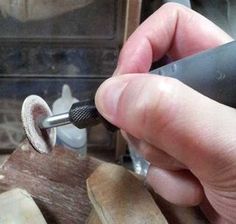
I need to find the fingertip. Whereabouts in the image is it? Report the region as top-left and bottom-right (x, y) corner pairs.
(95, 75), (132, 123)
(95, 77), (118, 122)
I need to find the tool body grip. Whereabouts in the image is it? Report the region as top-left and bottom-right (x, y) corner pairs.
(151, 41), (236, 108)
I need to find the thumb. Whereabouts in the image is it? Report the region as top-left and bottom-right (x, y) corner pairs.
(95, 74), (236, 180)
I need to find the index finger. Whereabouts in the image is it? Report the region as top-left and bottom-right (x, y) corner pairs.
(116, 3), (233, 75)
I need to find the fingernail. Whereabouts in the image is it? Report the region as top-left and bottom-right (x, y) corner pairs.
(95, 77), (128, 121)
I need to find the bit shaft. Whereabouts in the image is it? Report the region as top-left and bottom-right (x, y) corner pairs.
(40, 113), (70, 129)
(38, 99), (117, 132)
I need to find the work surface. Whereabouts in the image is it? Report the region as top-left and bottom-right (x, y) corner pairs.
(0, 140), (209, 224)
(0, 140), (101, 223)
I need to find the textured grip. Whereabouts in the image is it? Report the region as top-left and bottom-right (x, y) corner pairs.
(69, 100), (118, 132)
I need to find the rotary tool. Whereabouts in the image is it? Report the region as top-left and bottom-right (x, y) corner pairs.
(21, 41), (236, 153)
(21, 95), (117, 153)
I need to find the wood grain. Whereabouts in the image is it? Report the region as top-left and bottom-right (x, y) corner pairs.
(0, 140), (101, 224)
(87, 163), (168, 224)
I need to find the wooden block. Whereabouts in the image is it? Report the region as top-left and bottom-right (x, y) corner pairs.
(87, 163), (168, 224)
(0, 188), (47, 224)
(0, 140), (101, 224)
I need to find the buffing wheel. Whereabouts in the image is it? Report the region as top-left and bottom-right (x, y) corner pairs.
(21, 95), (56, 153)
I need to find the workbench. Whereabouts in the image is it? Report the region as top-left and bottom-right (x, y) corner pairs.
(0, 140), (209, 224)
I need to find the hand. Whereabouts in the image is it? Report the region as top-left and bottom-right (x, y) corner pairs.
(95, 3), (235, 223)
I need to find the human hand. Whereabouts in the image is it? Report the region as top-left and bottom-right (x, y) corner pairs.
(95, 3), (235, 223)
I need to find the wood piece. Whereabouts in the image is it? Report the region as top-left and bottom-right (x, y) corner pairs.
(124, 0), (142, 41)
(86, 209), (102, 224)
(87, 163), (168, 224)
(0, 188), (47, 224)
(0, 140), (101, 224)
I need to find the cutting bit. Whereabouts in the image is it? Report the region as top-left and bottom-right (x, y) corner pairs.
(21, 95), (117, 153)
